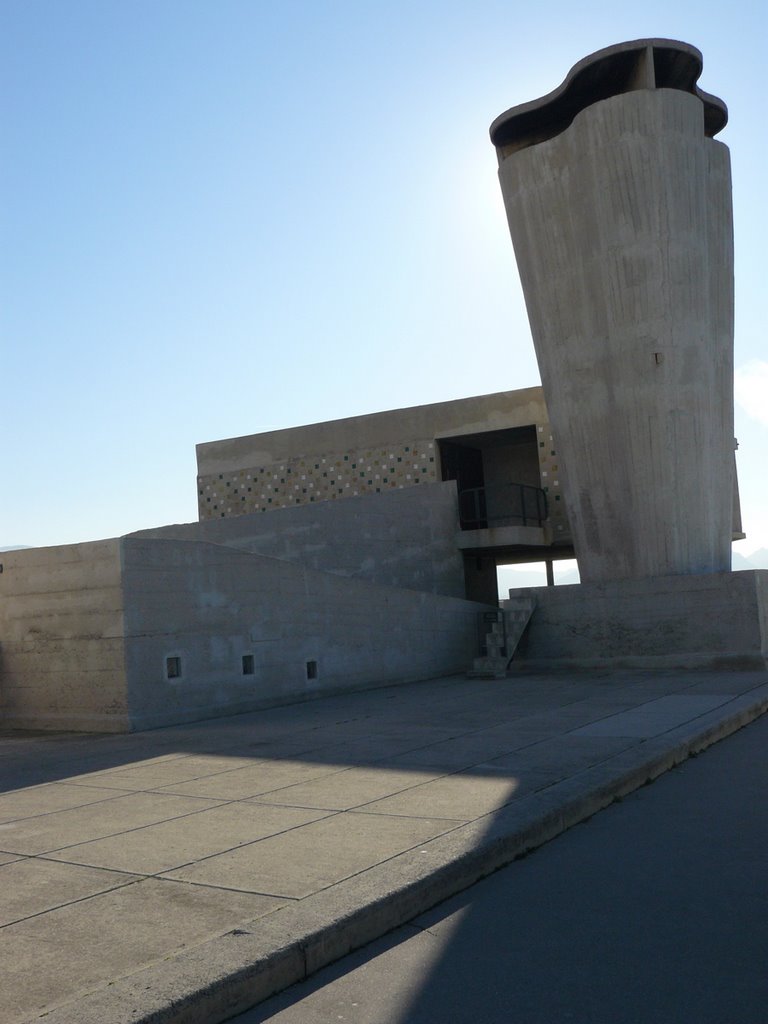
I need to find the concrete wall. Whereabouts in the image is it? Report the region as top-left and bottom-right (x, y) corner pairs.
(482, 436), (541, 492)
(0, 533), (489, 733)
(497, 87), (734, 582)
(121, 537), (490, 731)
(462, 552), (500, 606)
(509, 570), (768, 671)
(195, 389), (553, 522)
(483, 442), (549, 527)
(131, 481), (466, 598)
(0, 541), (129, 731)
(198, 389), (548, 475)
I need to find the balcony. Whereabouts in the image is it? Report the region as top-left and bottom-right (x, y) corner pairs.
(458, 483), (548, 530)
(455, 482), (554, 557)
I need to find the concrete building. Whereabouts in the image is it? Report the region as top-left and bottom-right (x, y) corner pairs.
(491, 38), (735, 583)
(3, 389), (572, 732)
(1, 387), (569, 732)
(0, 532), (492, 733)
(486, 39), (764, 670)
(0, 374), (755, 733)
(1, 38), (763, 735)
(194, 387), (573, 603)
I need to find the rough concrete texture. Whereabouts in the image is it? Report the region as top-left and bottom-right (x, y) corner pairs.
(494, 44), (734, 583)
(1, 669), (765, 1024)
(196, 389), (548, 477)
(131, 480), (467, 599)
(0, 536), (488, 732)
(121, 537), (488, 731)
(510, 569), (768, 670)
(239, 713), (768, 1024)
(0, 541), (130, 732)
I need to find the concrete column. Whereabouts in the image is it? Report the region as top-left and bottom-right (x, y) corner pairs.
(490, 40), (734, 583)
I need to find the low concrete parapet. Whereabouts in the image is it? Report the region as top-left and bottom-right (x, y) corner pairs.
(509, 570), (768, 671)
(0, 540), (130, 732)
(121, 537), (491, 731)
(0, 536), (492, 733)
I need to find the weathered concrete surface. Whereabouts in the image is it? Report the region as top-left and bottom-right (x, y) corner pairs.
(509, 570), (768, 670)
(196, 389), (548, 477)
(493, 41), (734, 583)
(455, 524), (547, 551)
(239, 712), (768, 1024)
(0, 541), (129, 732)
(0, 669), (765, 1023)
(131, 481), (467, 599)
(121, 537), (488, 731)
(1, 536), (489, 732)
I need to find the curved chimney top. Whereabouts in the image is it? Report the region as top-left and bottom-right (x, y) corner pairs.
(490, 39), (727, 155)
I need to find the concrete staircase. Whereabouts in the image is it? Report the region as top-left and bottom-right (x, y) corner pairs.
(468, 594), (536, 678)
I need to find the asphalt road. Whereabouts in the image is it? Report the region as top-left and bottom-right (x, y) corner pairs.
(234, 709), (768, 1023)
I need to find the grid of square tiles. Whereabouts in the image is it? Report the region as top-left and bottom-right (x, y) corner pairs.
(536, 423), (570, 538)
(198, 440), (439, 519)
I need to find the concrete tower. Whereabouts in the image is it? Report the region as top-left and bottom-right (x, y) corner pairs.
(491, 40), (734, 583)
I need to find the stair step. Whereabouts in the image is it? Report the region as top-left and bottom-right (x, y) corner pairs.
(467, 656), (509, 679)
(467, 594), (537, 679)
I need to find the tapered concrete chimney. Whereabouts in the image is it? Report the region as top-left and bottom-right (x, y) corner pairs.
(491, 40), (734, 583)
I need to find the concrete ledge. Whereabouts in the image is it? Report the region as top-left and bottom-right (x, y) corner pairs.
(34, 681), (768, 1024)
(455, 525), (548, 550)
(512, 654), (768, 674)
(510, 570), (768, 671)
(489, 38), (727, 150)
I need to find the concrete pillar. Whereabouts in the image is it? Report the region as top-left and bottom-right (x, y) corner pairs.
(490, 40), (734, 583)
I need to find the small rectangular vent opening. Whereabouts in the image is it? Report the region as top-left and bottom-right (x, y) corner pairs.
(242, 654), (255, 676)
(306, 660), (318, 680)
(166, 656), (182, 680)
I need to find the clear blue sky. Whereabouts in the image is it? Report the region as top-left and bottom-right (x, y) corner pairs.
(2, 1), (766, 552)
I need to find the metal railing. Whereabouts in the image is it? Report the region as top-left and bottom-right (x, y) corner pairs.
(458, 482), (548, 530)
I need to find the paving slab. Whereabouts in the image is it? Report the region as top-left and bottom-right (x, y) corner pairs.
(385, 730), (557, 770)
(44, 802), (332, 874)
(0, 669), (766, 1024)
(0, 782), (124, 824)
(0, 878), (284, 1023)
(66, 755), (269, 791)
(0, 858), (141, 926)
(571, 694), (735, 738)
(163, 809), (463, 898)
(154, 760), (349, 801)
(484, 735), (636, 772)
(252, 766), (444, 811)
(0, 791), (224, 856)
(357, 772), (520, 820)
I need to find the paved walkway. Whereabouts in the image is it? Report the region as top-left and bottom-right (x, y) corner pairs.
(232, 707), (768, 1024)
(1, 669), (767, 1024)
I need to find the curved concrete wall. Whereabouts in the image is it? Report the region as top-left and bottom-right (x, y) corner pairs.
(496, 84), (734, 582)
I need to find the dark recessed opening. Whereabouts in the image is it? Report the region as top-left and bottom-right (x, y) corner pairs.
(242, 654), (255, 676)
(306, 660), (318, 680)
(166, 656), (181, 680)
